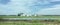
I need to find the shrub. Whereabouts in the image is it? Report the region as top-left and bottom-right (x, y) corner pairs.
(32, 20), (39, 23)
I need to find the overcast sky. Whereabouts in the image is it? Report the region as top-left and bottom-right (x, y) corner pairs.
(0, 0), (60, 15)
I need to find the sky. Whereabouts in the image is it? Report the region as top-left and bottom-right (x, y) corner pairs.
(0, 0), (60, 15)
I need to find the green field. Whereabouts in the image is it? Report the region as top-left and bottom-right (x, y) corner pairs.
(0, 15), (60, 25)
(0, 21), (42, 25)
(0, 21), (60, 25)
(0, 15), (60, 18)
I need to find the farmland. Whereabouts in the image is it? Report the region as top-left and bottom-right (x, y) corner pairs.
(0, 15), (60, 18)
(0, 21), (60, 25)
(0, 15), (60, 25)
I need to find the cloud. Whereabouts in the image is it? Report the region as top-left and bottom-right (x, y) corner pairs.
(0, 0), (60, 15)
(0, 0), (32, 15)
(0, 0), (40, 15)
(0, 0), (10, 4)
(51, 0), (60, 2)
(37, 5), (60, 15)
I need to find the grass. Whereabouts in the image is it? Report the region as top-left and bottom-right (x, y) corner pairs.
(0, 15), (60, 18)
(0, 15), (60, 25)
(0, 21), (43, 25)
(0, 21), (60, 25)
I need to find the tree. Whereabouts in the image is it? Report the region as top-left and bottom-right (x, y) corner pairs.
(0, 16), (3, 21)
(18, 13), (24, 16)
